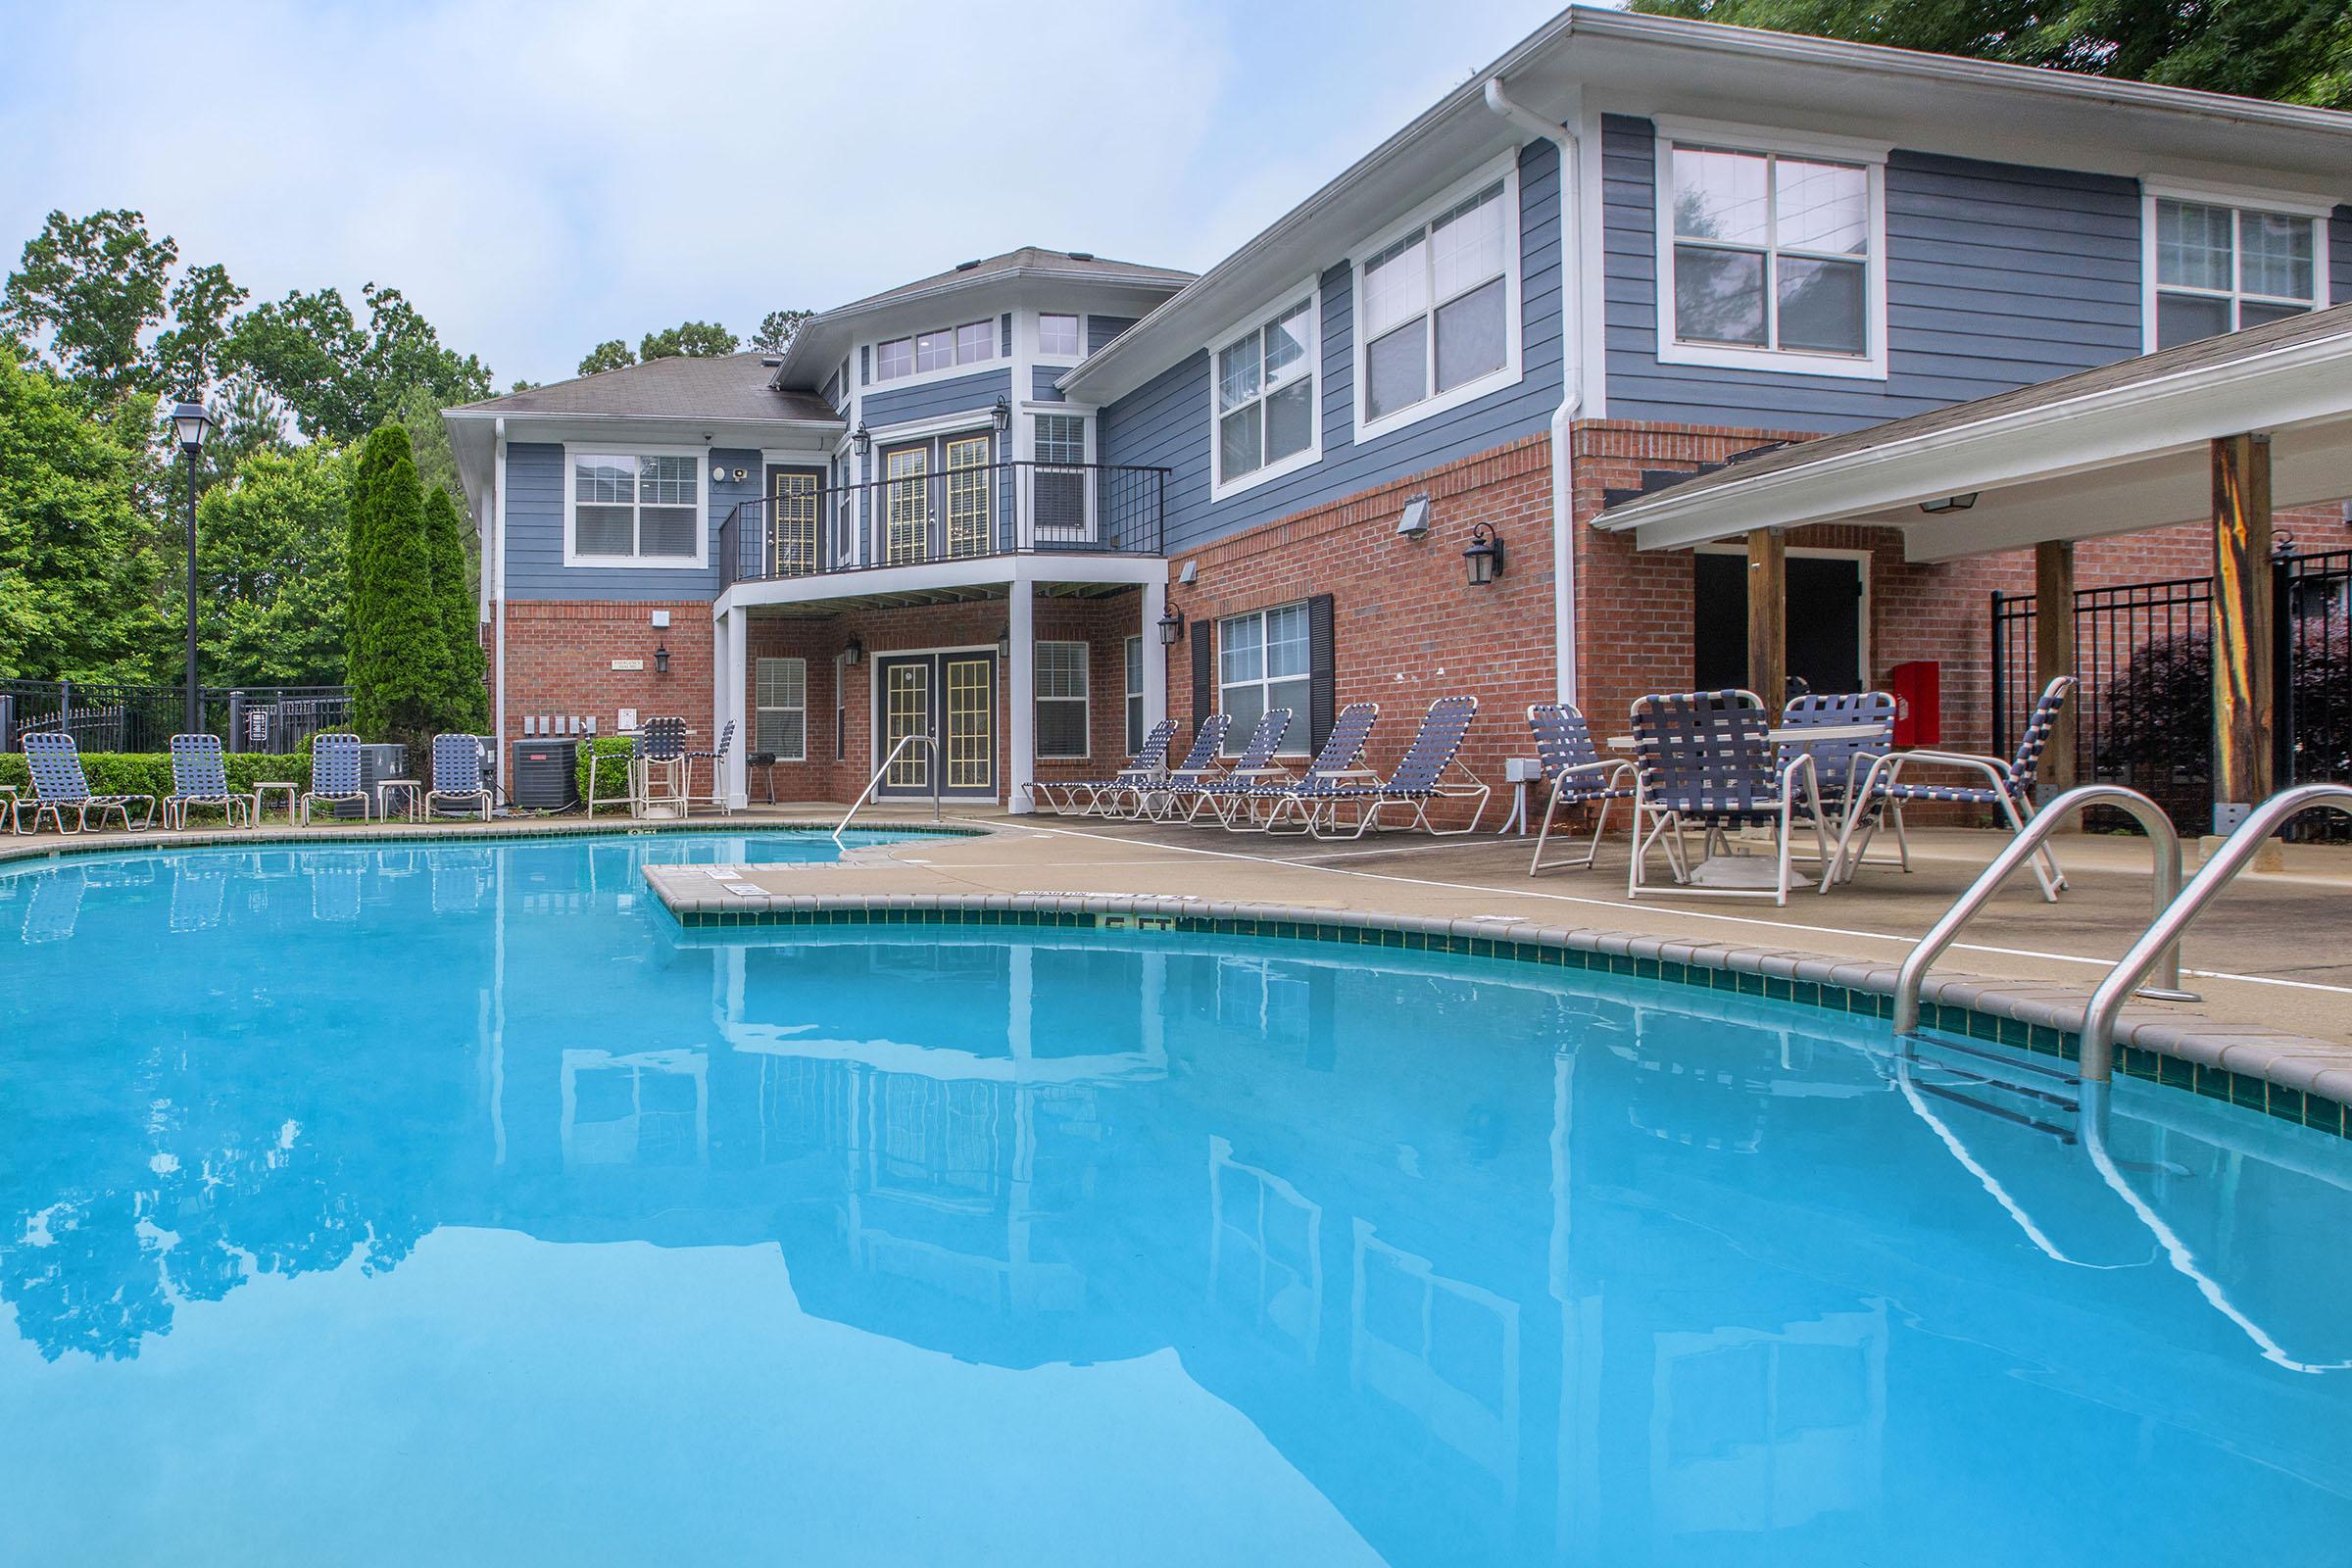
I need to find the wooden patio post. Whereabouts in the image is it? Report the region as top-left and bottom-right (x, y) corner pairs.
(2034, 540), (2077, 801)
(2210, 432), (2275, 831)
(1745, 527), (1786, 705)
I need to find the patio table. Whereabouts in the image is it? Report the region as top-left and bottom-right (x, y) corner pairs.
(252, 781), (299, 825)
(1604, 722), (1891, 889)
(376, 778), (424, 822)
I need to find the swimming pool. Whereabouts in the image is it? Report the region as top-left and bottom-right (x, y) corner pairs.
(3, 831), (2347, 1564)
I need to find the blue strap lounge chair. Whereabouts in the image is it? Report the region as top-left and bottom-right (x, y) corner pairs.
(1287, 695), (1488, 841)
(686, 720), (735, 814)
(21, 733), (156, 835)
(424, 734), (494, 821)
(1830, 675), (2076, 901)
(1626, 689), (1828, 906)
(1024, 719), (1179, 815)
(299, 732), (370, 825)
(1527, 703), (1635, 875)
(636, 716), (690, 815)
(1113, 714), (1230, 820)
(165, 733), (251, 831)
(1776, 691), (1895, 872)
(1166, 708), (1294, 824)
(1233, 702), (1381, 833)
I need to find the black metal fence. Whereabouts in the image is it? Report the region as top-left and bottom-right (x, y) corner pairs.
(0, 679), (354, 755)
(1991, 548), (2352, 837)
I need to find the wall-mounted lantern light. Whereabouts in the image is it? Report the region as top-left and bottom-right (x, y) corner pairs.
(1396, 495), (1432, 539)
(843, 635), (864, 665)
(991, 395), (1011, 433)
(1462, 521), (1504, 586)
(1157, 606), (1185, 646)
(1917, 493), (1978, 514)
(996, 623), (1012, 658)
(654, 641), (671, 676)
(852, 423), (871, 458)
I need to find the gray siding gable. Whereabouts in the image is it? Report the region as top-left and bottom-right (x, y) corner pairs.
(861, 367), (1014, 429)
(1087, 316), (1138, 356)
(1602, 115), (2144, 433)
(1032, 365), (1066, 403)
(503, 441), (756, 602)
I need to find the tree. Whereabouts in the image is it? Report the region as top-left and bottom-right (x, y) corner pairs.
(1629, 0), (2352, 108)
(154, 263), (249, 400)
(0, 210), (176, 401)
(639, 319), (739, 361)
(228, 282), (493, 443)
(345, 424), (441, 744)
(577, 339), (635, 377)
(753, 310), (812, 355)
(393, 384), (465, 509)
(424, 486), (488, 731)
(193, 442), (350, 687)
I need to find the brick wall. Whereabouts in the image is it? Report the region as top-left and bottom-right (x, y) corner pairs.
(499, 599), (712, 751)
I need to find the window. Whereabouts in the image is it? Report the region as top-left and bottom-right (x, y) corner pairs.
(2151, 196), (2323, 350)
(1038, 313), (1082, 357)
(1216, 603), (1309, 757)
(1213, 292), (1317, 495)
(567, 452), (702, 564)
(1656, 128), (1886, 379)
(757, 658), (808, 761)
(1034, 413), (1088, 535)
(1124, 635), (1145, 755)
(874, 319), (995, 382)
(1036, 641), (1090, 760)
(1360, 178), (1512, 430)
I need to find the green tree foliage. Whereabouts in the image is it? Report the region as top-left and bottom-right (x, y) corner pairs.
(345, 424), (441, 743)
(0, 210), (177, 401)
(0, 345), (167, 679)
(154, 263), (249, 400)
(753, 309), (812, 354)
(227, 282), (493, 443)
(577, 339), (635, 376)
(1630, 0), (2352, 108)
(393, 383), (465, 508)
(193, 442), (350, 686)
(424, 486), (488, 731)
(639, 319), (739, 361)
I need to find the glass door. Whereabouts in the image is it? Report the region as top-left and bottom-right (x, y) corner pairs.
(883, 444), (930, 564)
(944, 433), (993, 559)
(873, 652), (997, 800)
(766, 466), (822, 576)
(877, 657), (933, 795)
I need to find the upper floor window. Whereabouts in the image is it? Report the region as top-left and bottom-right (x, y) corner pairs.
(1038, 313), (1082, 357)
(1211, 289), (1319, 499)
(2150, 195), (2325, 351)
(1360, 178), (1513, 432)
(566, 450), (703, 566)
(874, 319), (994, 382)
(1654, 126), (1887, 381)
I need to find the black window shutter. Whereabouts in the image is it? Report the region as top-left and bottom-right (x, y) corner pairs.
(1192, 621), (1215, 728)
(1307, 593), (1336, 751)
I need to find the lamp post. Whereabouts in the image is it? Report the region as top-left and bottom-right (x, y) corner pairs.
(170, 402), (215, 736)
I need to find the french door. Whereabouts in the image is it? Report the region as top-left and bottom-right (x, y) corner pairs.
(873, 651), (998, 800)
(765, 466), (822, 576)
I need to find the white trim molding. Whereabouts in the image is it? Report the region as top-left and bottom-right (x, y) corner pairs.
(1651, 120), (1890, 383)
(560, 442), (710, 570)
(2138, 181), (2334, 355)
(1204, 274), (1326, 503)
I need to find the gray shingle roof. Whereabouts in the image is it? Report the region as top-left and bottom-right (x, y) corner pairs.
(828, 247), (1193, 315)
(452, 352), (839, 423)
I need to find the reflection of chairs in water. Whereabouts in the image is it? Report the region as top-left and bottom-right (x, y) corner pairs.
(22, 868), (86, 943)
(307, 853), (366, 923)
(429, 849), (493, 915)
(169, 861), (230, 933)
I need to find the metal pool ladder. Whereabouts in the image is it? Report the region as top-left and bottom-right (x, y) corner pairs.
(835, 732), (942, 848)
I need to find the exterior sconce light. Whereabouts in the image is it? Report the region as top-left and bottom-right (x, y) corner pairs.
(991, 395), (1011, 433)
(1917, 493), (1978, 514)
(1157, 606), (1185, 646)
(996, 623), (1012, 658)
(1462, 521), (1503, 586)
(852, 423), (871, 458)
(1396, 495), (1432, 539)
(843, 636), (863, 665)
(654, 641), (671, 676)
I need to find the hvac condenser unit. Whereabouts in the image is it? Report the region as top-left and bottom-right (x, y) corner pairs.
(510, 737), (579, 810)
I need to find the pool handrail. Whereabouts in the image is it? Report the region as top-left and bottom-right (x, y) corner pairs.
(835, 731), (942, 847)
(1892, 785), (2187, 1051)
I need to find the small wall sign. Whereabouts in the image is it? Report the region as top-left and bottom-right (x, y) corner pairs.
(611, 658), (644, 671)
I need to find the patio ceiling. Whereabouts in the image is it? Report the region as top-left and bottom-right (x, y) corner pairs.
(1592, 303), (2352, 563)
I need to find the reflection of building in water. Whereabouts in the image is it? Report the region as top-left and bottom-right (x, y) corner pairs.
(562, 1049), (709, 1167)
(1209, 1136), (1322, 1362)
(1350, 1218), (1522, 1497)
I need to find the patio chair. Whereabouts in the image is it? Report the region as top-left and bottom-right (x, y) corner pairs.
(1830, 674), (2077, 901)
(1111, 714), (1231, 819)
(1285, 695), (1488, 841)
(686, 720), (735, 814)
(1024, 719), (1179, 815)
(1777, 691), (1894, 870)
(20, 732), (156, 835)
(1231, 702), (1381, 833)
(1626, 689), (1828, 906)
(1182, 708), (1297, 824)
(423, 734), (494, 821)
(1526, 702), (1635, 875)
(635, 717), (690, 815)
(165, 733), (252, 831)
(299, 732), (370, 825)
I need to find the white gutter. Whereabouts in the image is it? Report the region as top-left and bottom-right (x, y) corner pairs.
(493, 416), (508, 765)
(1484, 78), (1582, 705)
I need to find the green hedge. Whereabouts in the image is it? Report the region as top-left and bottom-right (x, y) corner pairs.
(575, 737), (638, 815)
(0, 752), (313, 807)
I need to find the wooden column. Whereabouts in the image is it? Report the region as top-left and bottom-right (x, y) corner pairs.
(1745, 527), (1786, 704)
(2034, 540), (2077, 801)
(2211, 432), (2275, 825)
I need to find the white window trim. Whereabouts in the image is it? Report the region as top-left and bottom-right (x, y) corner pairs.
(1205, 275), (1325, 503)
(865, 318), (1002, 392)
(1033, 310), (1086, 365)
(1035, 640), (1091, 760)
(756, 656), (808, 762)
(561, 443), (709, 569)
(1123, 634), (1145, 756)
(1650, 120), (1890, 383)
(1693, 542), (1872, 683)
(1215, 603), (1313, 759)
(1348, 152), (1527, 446)
(2137, 180), (2333, 355)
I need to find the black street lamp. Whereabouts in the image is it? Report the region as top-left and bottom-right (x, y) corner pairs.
(170, 401), (215, 735)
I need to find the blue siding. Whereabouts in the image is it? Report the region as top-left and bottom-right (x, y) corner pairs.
(1087, 316), (1138, 355)
(1102, 138), (1564, 555)
(503, 441), (754, 602)
(1601, 116), (2143, 433)
(820, 368), (842, 410)
(1032, 365), (1066, 402)
(861, 367), (1013, 428)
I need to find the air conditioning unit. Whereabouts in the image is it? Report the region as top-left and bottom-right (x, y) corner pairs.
(511, 737), (579, 810)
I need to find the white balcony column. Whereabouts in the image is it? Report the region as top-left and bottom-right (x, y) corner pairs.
(724, 609), (750, 808)
(1007, 581), (1036, 813)
(1142, 573), (1169, 731)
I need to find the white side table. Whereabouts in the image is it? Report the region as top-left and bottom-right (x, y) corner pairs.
(376, 779), (423, 822)
(253, 782), (298, 824)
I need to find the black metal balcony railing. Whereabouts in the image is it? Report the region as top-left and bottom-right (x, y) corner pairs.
(719, 460), (1167, 589)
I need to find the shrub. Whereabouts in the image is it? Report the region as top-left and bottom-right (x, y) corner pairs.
(574, 737), (637, 815)
(0, 752), (311, 806)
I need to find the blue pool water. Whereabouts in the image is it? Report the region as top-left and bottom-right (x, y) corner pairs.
(3, 832), (2349, 1565)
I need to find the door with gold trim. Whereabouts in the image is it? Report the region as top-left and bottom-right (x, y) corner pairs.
(765, 466), (823, 576)
(872, 651), (997, 800)
(944, 433), (993, 559)
(883, 444), (931, 565)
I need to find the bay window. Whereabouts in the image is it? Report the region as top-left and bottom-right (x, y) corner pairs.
(874, 318), (996, 382)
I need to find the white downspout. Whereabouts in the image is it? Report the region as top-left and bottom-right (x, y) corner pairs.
(492, 416), (509, 761)
(1484, 78), (1583, 705)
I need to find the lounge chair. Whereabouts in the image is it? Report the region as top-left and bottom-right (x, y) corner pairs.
(686, 721), (735, 814)
(1775, 691), (1895, 874)
(1024, 719), (1179, 815)
(1103, 714), (1229, 819)
(1229, 702), (1381, 833)
(1626, 689), (1828, 906)
(1830, 675), (2076, 900)
(165, 733), (252, 831)
(299, 732), (370, 825)
(423, 733), (494, 820)
(1180, 708), (1296, 824)
(1527, 702), (1635, 875)
(1283, 695), (1488, 841)
(1132, 713), (1239, 821)
(21, 732), (156, 834)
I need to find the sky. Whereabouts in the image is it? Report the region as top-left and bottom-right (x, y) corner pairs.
(0, 0), (1575, 390)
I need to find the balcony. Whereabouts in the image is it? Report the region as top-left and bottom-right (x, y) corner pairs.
(719, 460), (1168, 589)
